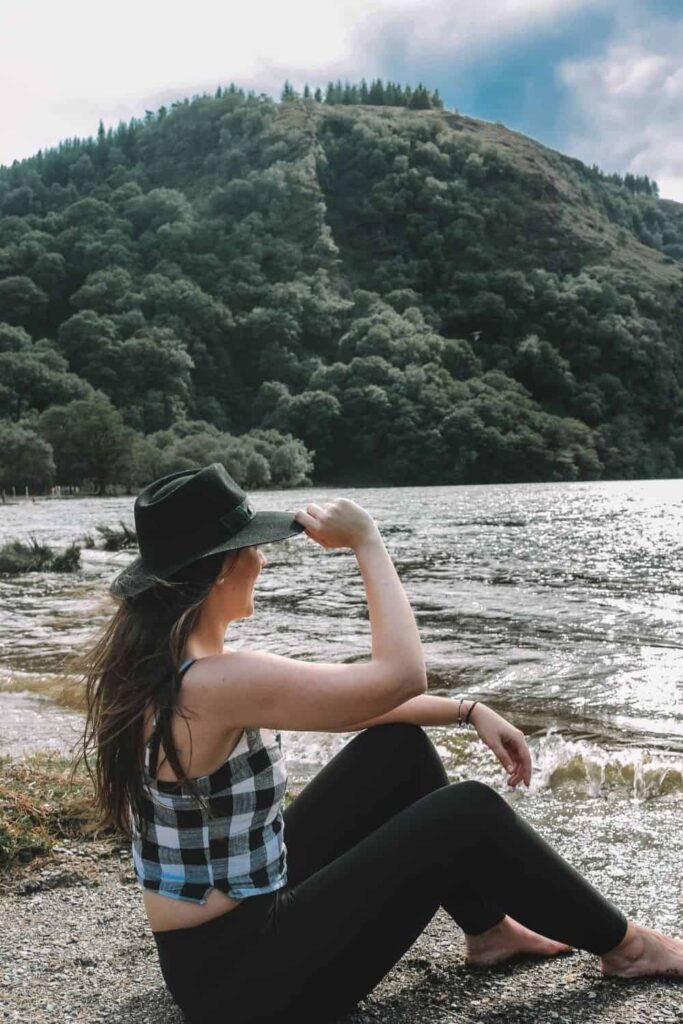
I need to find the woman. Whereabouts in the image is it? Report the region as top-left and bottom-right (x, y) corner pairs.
(80, 463), (683, 1024)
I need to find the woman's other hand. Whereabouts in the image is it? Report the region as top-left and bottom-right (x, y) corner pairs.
(469, 704), (532, 788)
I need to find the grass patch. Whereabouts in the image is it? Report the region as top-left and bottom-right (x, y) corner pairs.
(82, 522), (137, 551)
(0, 750), (302, 877)
(0, 536), (81, 574)
(0, 752), (103, 875)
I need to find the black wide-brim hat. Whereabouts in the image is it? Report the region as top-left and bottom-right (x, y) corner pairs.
(109, 462), (305, 599)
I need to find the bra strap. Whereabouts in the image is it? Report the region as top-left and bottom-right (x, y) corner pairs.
(147, 727), (162, 778)
(147, 657), (199, 777)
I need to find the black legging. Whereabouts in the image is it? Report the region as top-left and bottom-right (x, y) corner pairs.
(153, 723), (628, 1024)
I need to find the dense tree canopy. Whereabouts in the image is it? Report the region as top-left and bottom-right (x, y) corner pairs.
(1, 80), (682, 491)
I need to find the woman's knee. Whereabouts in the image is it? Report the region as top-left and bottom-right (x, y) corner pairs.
(443, 779), (509, 823)
(394, 781), (510, 851)
(359, 722), (430, 756)
(450, 779), (500, 801)
(356, 723), (445, 777)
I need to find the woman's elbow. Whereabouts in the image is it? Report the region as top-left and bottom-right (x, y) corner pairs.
(403, 668), (428, 697)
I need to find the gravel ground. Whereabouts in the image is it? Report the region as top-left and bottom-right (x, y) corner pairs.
(2, 839), (681, 1024)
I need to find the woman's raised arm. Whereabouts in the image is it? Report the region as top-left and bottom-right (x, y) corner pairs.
(194, 499), (427, 732)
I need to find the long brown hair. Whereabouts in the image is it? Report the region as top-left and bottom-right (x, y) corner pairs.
(74, 549), (240, 837)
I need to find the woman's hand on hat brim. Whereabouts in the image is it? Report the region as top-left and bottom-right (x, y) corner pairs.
(294, 504), (331, 547)
(294, 499), (379, 551)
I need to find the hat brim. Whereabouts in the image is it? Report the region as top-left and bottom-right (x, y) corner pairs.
(108, 511), (306, 599)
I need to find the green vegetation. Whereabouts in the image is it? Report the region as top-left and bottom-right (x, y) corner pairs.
(0, 536), (81, 573)
(282, 78), (443, 110)
(0, 753), (102, 872)
(83, 521), (137, 550)
(1, 79), (682, 488)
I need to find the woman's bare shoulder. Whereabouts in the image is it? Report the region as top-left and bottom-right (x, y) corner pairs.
(184, 645), (263, 690)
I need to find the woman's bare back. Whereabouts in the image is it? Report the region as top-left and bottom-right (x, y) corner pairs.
(141, 650), (247, 931)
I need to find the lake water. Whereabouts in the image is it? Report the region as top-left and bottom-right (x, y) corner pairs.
(1, 480), (682, 932)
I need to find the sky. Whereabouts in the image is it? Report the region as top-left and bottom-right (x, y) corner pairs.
(1, 0), (682, 202)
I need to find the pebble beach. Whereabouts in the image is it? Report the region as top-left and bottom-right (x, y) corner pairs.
(2, 834), (681, 1024)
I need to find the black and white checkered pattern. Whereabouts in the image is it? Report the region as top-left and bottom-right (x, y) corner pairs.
(131, 681), (289, 903)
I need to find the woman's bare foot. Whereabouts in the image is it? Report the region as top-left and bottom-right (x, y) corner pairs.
(465, 916), (574, 968)
(600, 921), (683, 979)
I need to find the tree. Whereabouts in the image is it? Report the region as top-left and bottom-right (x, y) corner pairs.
(266, 434), (313, 486)
(247, 428), (313, 486)
(0, 422), (55, 491)
(0, 345), (94, 418)
(367, 79), (386, 105)
(0, 276), (48, 329)
(270, 389), (341, 476)
(511, 334), (575, 410)
(70, 268), (143, 314)
(38, 395), (134, 493)
(0, 323), (32, 352)
(338, 302), (447, 369)
(123, 187), (192, 235)
(280, 81), (299, 103)
(408, 84), (431, 110)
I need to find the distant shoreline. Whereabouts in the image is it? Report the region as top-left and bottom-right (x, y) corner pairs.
(3, 477), (683, 507)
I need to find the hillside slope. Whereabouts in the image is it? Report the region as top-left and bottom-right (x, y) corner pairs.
(1, 88), (682, 486)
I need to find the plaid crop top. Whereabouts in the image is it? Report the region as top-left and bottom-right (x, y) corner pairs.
(131, 656), (289, 904)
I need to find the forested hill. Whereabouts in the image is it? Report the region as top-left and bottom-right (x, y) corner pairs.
(2, 83), (683, 492)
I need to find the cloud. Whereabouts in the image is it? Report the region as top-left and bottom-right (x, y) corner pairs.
(356, 0), (605, 59)
(558, 15), (683, 202)
(2, 0), (681, 209)
(1, 0), (602, 166)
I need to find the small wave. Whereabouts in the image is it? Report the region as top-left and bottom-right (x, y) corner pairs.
(451, 518), (527, 528)
(530, 731), (683, 800)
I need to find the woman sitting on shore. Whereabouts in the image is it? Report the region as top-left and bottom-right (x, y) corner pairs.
(80, 463), (683, 1024)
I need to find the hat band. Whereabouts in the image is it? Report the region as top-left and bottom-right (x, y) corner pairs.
(217, 498), (254, 533)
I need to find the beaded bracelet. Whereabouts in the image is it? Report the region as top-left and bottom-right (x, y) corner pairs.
(457, 697), (466, 727)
